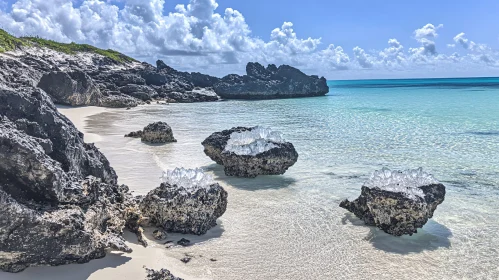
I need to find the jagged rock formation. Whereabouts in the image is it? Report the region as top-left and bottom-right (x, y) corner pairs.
(1, 29), (329, 107)
(145, 267), (183, 280)
(140, 168), (228, 235)
(125, 122), (176, 144)
(0, 86), (135, 272)
(213, 62), (329, 99)
(202, 126), (299, 178)
(340, 168), (446, 236)
(37, 71), (102, 106)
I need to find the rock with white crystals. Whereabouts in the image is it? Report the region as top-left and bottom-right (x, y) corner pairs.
(139, 168), (227, 235)
(340, 168), (446, 236)
(202, 126), (298, 178)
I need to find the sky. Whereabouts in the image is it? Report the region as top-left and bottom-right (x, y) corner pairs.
(0, 0), (498, 79)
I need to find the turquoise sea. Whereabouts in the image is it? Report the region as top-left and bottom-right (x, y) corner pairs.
(84, 77), (499, 279)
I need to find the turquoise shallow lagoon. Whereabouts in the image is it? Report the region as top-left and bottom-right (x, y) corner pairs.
(86, 77), (499, 279)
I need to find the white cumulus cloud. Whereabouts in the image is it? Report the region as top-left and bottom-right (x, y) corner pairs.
(0, 1), (497, 78)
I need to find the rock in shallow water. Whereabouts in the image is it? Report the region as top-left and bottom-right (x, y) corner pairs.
(143, 122), (176, 144)
(125, 122), (176, 144)
(139, 168), (227, 235)
(213, 62), (329, 99)
(340, 168), (446, 236)
(202, 126), (298, 178)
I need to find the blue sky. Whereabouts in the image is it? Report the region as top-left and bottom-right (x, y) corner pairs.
(1, 0), (498, 79)
(198, 0), (499, 51)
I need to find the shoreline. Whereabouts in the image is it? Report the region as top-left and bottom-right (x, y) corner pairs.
(57, 105), (107, 143)
(0, 105), (198, 280)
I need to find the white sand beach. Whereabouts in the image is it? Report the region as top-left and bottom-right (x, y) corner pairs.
(57, 106), (107, 143)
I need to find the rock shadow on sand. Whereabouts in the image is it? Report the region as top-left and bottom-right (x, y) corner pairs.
(342, 213), (452, 255)
(202, 163), (297, 191)
(141, 223), (225, 247)
(0, 253), (131, 280)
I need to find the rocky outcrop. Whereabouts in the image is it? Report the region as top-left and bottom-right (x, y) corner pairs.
(140, 168), (228, 235)
(125, 122), (176, 144)
(119, 84), (158, 101)
(125, 130), (143, 138)
(37, 71), (102, 106)
(340, 168), (446, 236)
(0, 86), (134, 272)
(213, 62), (329, 99)
(202, 127), (252, 165)
(145, 122), (177, 144)
(145, 267), (183, 280)
(162, 87), (219, 103)
(1, 30), (329, 106)
(202, 126), (298, 178)
(100, 94), (142, 108)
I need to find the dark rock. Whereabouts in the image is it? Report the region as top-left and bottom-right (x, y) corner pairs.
(340, 168), (446, 236)
(141, 122), (176, 144)
(177, 238), (191, 247)
(100, 94), (141, 108)
(222, 142), (299, 178)
(210, 258), (217, 262)
(37, 71), (102, 106)
(202, 127), (252, 165)
(202, 127), (299, 177)
(140, 179), (227, 235)
(156, 60), (173, 71)
(160, 87), (219, 103)
(213, 62), (329, 99)
(0, 86), (134, 272)
(180, 257), (192, 264)
(145, 267), (183, 280)
(125, 130), (143, 138)
(119, 84), (157, 101)
(153, 229), (167, 240)
(0, 87), (117, 192)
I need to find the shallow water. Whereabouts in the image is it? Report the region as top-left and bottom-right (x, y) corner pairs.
(86, 78), (499, 279)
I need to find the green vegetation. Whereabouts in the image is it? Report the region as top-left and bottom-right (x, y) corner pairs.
(0, 28), (136, 64)
(0, 29), (29, 52)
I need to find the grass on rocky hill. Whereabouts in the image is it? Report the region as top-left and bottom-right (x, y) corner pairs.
(0, 28), (29, 52)
(0, 28), (136, 64)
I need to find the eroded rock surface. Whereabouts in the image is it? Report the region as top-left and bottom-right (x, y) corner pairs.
(145, 267), (183, 280)
(37, 71), (102, 106)
(340, 168), (446, 236)
(213, 62), (329, 99)
(202, 126), (298, 177)
(0, 86), (134, 272)
(140, 168), (227, 235)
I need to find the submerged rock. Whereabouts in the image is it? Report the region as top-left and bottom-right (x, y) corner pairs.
(145, 267), (183, 280)
(140, 168), (228, 235)
(142, 122), (177, 144)
(340, 168), (446, 236)
(177, 238), (191, 247)
(202, 126), (298, 178)
(213, 62), (329, 99)
(0, 86), (133, 272)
